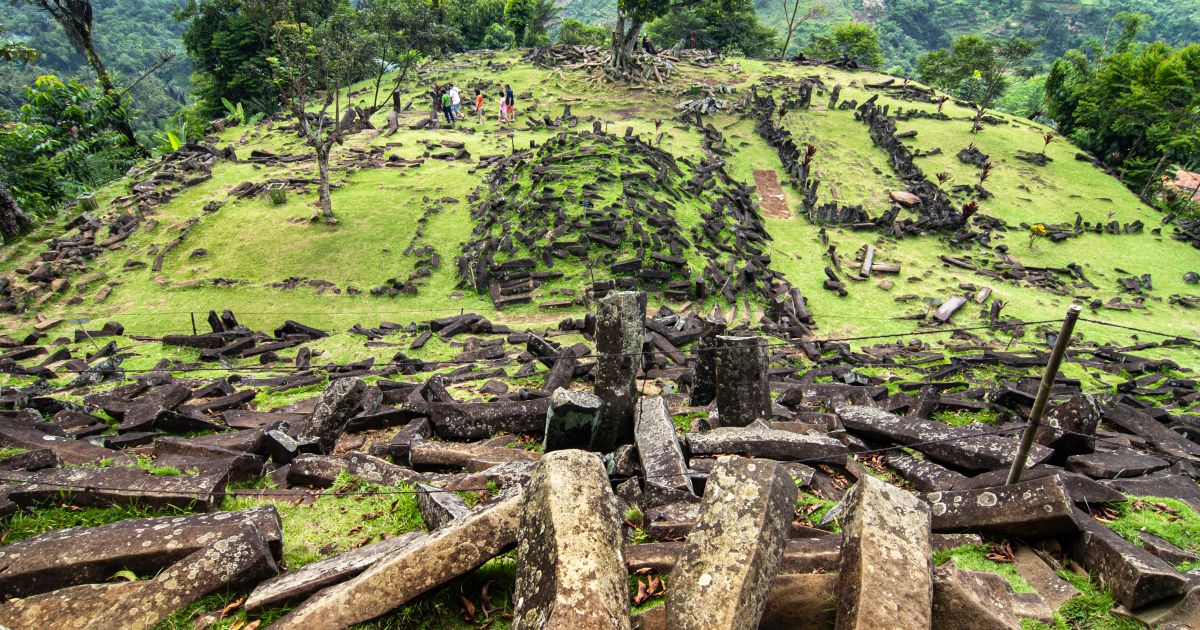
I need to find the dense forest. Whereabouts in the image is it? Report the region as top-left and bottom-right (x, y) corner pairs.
(0, 0), (1197, 236)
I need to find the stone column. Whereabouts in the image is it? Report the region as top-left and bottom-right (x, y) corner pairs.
(591, 291), (644, 452)
(513, 450), (630, 629)
(714, 335), (770, 426)
(666, 457), (796, 629)
(688, 316), (727, 407)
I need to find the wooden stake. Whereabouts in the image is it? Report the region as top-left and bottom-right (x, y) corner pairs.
(1006, 304), (1082, 485)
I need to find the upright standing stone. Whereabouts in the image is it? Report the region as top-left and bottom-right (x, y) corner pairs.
(689, 316), (727, 407)
(294, 377), (367, 454)
(543, 388), (602, 452)
(714, 336), (771, 426)
(666, 457), (797, 629)
(513, 450), (629, 629)
(592, 291), (644, 452)
(634, 396), (697, 507)
(836, 474), (933, 630)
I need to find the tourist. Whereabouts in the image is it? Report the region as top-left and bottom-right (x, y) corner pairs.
(441, 89), (454, 126)
(498, 89), (507, 126)
(449, 85), (462, 120)
(504, 84), (515, 123)
(430, 83), (442, 123)
(475, 89), (485, 124)
(642, 35), (657, 55)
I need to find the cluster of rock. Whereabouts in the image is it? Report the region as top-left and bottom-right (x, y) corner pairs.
(456, 127), (817, 337)
(856, 96), (964, 230)
(116, 143), (235, 212)
(1, 291), (1199, 626)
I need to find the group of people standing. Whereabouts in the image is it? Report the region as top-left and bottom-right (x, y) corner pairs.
(431, 83), (515, 127)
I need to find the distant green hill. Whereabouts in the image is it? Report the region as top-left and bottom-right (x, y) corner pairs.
(2, 50), (1196, 347)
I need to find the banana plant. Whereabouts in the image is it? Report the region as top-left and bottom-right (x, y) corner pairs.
(221, 98), (265, 126)
(153, 121), (188, 153)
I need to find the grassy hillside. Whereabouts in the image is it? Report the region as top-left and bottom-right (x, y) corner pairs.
(1, 50), (1196, 352)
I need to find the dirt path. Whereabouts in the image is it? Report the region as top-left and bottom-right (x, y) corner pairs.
(754, 169), (790, 219)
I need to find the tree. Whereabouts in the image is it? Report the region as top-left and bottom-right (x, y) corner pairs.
(917, 35), (1040, 128)
(0, 75), (137, 231)
(358, 0), (454, 110)
(1046, 41), (1200, 195)
(0, 24), (37, 63)
(778, 0), (825, 59)
(443, 0), (505, 50)
(261, 0), (361, 224)
(645, 0), (778, 57)
(19, 0), (141, 151)
(557, 18), (606, 46)
(609, 0), (697, 77)
(503, 0), (557, 47)
(805, 21), (884, 67)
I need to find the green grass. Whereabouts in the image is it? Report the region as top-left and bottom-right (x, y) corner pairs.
(1101, 496), (1200, 561)
(1022, 571), (1144, 630)
(932, 408), (1000, 427)
(135, 455), (185, 477)
(795, 490), (840, 531)
(220, 471), (425, 569)
(0, 446), (30, 460)
(933, 543), (1033, 593)
(2, 503), (195, 544)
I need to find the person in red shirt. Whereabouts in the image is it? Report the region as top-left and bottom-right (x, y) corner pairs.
(475, 89), (485, 124)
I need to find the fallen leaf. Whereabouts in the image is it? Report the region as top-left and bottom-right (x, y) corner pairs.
(243, 620), (261, 630)
(220, 596), (246, 618)
(110, 569), (139, 582)
(632, 580), (648, 605)
(460, 594), (476, 621)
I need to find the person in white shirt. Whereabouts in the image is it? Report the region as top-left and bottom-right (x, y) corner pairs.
(449, 86), (462, 120)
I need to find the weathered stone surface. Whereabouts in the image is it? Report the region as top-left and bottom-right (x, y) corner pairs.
(416, 483), (469, 529)
(1067, 506), (1189, 610)
(592, 291), (645, 452)
(246, 531), (426, 612)
(634, 396), (696, 507)
(1139, 531), (1199, 566)
(82, 522), (279, 630)
(0, 414), (131, 465)
(884, 450), (968, 492)
(426, 398), (551, 439)
(836, 474), (933, 630)
(760, 573), (840, 630)
(408, 439), (539, 471)
(271, 491), (522, 629)
(0, 580), (142, 629)
(287, 454), (349, 487)
(0, 506), (282, 598)
(1012, 545), (1079, 609)
(118, 382), (192, 433)
(667, 457), (797, 629)
(542, 387), (602, 452)
(932, 562), (1054, 629)
(837, 405), (1051, 472)
(4, 465), (227, 511)
(1036, 393), (1100, 459)
(294, 377), (367, 454)
(686, 423), (847, 464)
(713, 336), (771, 426)
(688, 317), (726, 407)
(926, 475), (1078, 536)
(1066, 451), (1169, 479)
(513, 450), (629, 629)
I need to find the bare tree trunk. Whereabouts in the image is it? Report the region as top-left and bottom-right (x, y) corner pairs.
(0, 182), (34, 240)
(609, 11), (644, 77)
(316, 144), (335, 224)
(780, 0), (798, 59)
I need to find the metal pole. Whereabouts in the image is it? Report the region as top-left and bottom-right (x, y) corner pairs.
(190, 312), (197, 336)
(1006, 304), (1082, 484)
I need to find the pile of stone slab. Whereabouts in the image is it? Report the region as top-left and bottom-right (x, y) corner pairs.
(456, 128), (817, 338)
(1, 293), (1199, 626)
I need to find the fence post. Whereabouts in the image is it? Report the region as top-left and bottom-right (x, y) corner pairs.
(190, 312), (197, 336)
(1006, 304), (1082, 484)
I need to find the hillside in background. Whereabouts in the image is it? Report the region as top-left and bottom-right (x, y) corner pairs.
(0, 0), (190, 132)
(0, 48), (1199, 629)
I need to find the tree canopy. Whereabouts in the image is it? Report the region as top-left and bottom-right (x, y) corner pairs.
(805, 21), (884, 67)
